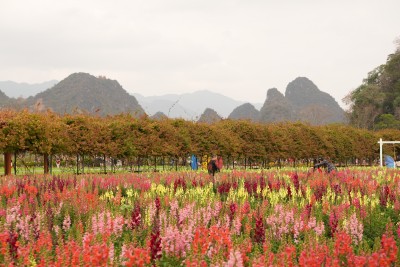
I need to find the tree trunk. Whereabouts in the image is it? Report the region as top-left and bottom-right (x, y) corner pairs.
(44, 153), (49, 174)
(4, 152), (12, 176)
(76, 154), (79, 175)
(13, 153), (17, 175)
(104, 154), (107, 174)
(49, 154), (53, 175)
(82, 155), (85, 174)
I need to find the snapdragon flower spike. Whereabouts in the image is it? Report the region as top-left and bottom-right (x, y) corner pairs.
(304, 203), (312, 220)
(291, 173), (300, 192)
(329, 211), (339, 236)
(380, 185), (390, 207)
(287, 185), (292, 199)
(150, 197), (162, 264)
(313, 185), (326, 202)
(229, 202), (237, 227)
(155, 197), (161, 213)
(130, 204), (141, 230)
(259, 176), (266, 190)
(7, 230), (18, 261)
(254, 215), (265, 244)
(218, 182), (231, 195)
(173, 177), (187, 192)
(150, 222), (162, 263)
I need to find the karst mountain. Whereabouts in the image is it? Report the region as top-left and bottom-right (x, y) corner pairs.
(0, 74), (346, 125)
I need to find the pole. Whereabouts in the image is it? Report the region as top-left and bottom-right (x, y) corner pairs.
(377, 139), (400, 167)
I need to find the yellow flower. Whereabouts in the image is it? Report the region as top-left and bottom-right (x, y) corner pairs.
(100, 190), (114, 201)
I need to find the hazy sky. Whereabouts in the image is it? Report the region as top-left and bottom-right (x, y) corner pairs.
(1, 0), (399, 108)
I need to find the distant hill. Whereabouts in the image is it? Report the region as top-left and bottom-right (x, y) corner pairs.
(0, 74), (345, 125)
(135, 93), (198, 119)
(198, 108), (222, 123)
(258, 78), (346, 125)
(24, 73), (144, 116)
(0, 80), (58, 98)
(228, 103), (259, 121)
(285, 77), (346, 124)
(151, 111), (168, 120)
(0, 90), (12, 107)
(259, 88), (295, 123)
(134, 90), (263, 119)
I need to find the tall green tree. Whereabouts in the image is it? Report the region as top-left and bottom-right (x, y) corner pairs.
(346, 43), (400, 129)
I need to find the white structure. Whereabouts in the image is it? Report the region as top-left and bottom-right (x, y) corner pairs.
(378, 138), (400, 167)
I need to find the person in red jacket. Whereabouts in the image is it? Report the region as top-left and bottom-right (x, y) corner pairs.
(208, 155), (223, 176)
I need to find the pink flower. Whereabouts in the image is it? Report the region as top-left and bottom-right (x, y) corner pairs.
(200, 205), (213, 226)
(314, 221), (325, 236)
(63, 213), (71, 231)
(179, 203), (194, 225)
(293, 220), (304, 242)
(16, 215), (30, 240)
(232, 216), (242, 235)
(161, 225), (192, 257)
(6, 205), (20, 229)
(307, 217), (316, 229)
(148, 202), (156, 223)
(170, 199), (179, 215)
(213, 201), (222, 217)
(219, 249), (244, 267)
(113, 215), (124, 236)
(109, 243), (115, 264)
(343, 213), (363, 245)
(266, 205), (294, 239)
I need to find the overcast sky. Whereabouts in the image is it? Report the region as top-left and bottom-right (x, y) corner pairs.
(1, 0), (399, 108)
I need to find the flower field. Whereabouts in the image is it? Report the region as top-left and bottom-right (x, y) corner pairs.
(0, 168), (400, 266)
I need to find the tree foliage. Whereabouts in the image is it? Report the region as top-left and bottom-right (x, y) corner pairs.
(0, 110), (396, 166)
(346, 43), (400, 129)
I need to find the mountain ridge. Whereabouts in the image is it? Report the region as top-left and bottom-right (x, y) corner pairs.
(0, 80), (58, 98)
(134, 90), (263, 119)
(23, 73), (145, 116)
(0, 74), (346, 125)
(256, 78), (346, 124)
